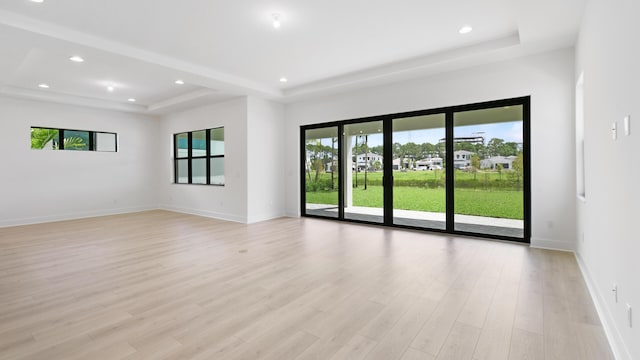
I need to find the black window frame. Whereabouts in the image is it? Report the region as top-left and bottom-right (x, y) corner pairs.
(173, 126), (225, 186)
(30, 126), (118, 152)
(300, 96), (531, 244)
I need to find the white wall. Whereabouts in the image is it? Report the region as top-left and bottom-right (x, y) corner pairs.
(284, 48), (576, 250)
(575, 0), (640, 358)
(246, 97), (286, 223)
(158, 97), (249, 223)
(0, 96), (159, 227)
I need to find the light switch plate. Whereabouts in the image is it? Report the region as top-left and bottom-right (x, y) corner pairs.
(624, 115), (630, 136)
(612, 122), (617, 140)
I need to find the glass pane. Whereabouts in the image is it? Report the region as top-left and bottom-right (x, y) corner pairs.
(192, 158), (206, 184)
(343, 121), (383, 223)
(31, 127), (59, 150)
(95, 132), (117, 152)
(392, 113), (446, 230)
(192, 130), (206, 157)
(176, 133), (188, 158)
(210, 157), (225, 185)
(453, 105), (524, 238)
(210, 128), (224, 156)
(177, 159), (188, 184)
(305, 127), (339, 218)
(63, 130), (90, 151)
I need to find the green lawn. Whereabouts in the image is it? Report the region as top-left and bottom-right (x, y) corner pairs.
(305, 170), (523, 219)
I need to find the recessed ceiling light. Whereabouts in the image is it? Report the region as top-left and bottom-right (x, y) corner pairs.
(272, 13), (281, 29)
(459, 25), (473, 34)
(279, 77), (288, 83)
(128, 98), (136, 102)
(175, 79), (185, 85)
(107, 86), (115, 92)
(69, 56), (85, 63)
(29, 0), (44, 3)
(38, 83), (49, 89)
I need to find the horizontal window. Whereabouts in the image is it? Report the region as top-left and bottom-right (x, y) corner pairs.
(30, 127), (117, 152)
(174, 127), (225, 185)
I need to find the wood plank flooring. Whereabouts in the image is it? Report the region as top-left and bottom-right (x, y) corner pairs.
(0, 211), (613, 359)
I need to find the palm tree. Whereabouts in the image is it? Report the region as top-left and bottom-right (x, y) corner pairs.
(31, 128), (87, 150)
(63, 137), (87, 150)
(30, 128), (59, 149)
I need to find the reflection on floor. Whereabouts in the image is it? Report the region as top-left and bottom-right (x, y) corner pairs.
(306, 204), (524, 239)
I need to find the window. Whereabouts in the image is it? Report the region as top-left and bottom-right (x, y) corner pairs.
(301, 96), (530, 243)
(30, 127), (117, 152)
(173, 127), (224, 185)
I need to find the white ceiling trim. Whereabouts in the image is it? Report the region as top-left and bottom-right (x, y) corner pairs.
(148, 89), (225, 114)
(0, 84), (147, 114)
(282, 33), (521, 101)
(0, 9), (282, 98)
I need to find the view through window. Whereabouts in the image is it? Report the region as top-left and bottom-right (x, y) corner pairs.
(174, 127), (225, 185)
(302, 97), (529, 242)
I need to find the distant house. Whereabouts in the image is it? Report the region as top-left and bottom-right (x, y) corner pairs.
(414, 157), (443, 170)
(392, 158), (402, 170)
(354, 153), (382, 171)
(453, 150), (474, 169)
(414, 159), (431, 170)
(481, 155), (517, 170)
(430, 157), (443, 169)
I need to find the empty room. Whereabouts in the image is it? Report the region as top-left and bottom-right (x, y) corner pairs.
(0, 0), (638, 359)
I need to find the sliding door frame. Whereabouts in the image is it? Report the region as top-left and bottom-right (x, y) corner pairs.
(300, 96), (531, 244)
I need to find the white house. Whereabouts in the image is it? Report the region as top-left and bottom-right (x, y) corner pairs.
(414, 157), (443, 170)
(453, 150), (474, 169)
(355, 153), (382, 171)
(481, 155), (517, 170)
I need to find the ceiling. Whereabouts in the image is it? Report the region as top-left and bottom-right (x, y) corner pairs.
(0, 0), (586, 115)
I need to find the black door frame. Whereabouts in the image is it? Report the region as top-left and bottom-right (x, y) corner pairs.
(300, 96), (531, 244)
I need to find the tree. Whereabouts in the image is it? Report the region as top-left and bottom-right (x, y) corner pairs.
(470, 154), (481, 180)
(31, 128), (59, 149)
(511, 152), (524, 189)
(63, 137), (87, 150)
(496, 163), (504, 180)
(372, 160), (382, 171)
(487, 138), (504, 157)
(501, 142), (519, 156)
(31, 128), (86, 150)
(313, 158), (323, 182)
(454, 141), (475, 152)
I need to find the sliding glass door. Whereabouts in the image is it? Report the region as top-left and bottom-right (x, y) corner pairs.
(343, 121), (385, 223)
(453, 105), (525, 238)
(392, 114), (446, 230)
(301, 97), (529, 243)
(304, 127), (339, 218)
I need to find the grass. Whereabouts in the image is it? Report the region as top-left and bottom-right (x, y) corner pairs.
(305, 187), (522, 219)
(305, 170), (523, 219)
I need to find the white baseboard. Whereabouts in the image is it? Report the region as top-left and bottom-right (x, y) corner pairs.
(246, 212), (286, 224)
(0, 205), (157, 228)
(530, 236), (575, 251)
(575, 252), (631, 360)
(158, 205), (247, 224)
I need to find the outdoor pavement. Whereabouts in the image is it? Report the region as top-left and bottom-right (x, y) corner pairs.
(306, 204), (524, 238)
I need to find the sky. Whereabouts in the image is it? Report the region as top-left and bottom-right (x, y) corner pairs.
(392, 121), (524, 146)
(317, 121), (523, 147)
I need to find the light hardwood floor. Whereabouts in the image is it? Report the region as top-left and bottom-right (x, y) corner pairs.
(0, 211), (613, 360)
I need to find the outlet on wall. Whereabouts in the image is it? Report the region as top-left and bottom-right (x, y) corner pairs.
(612, 284), (618, 303)
(624, 115), (631, 136)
